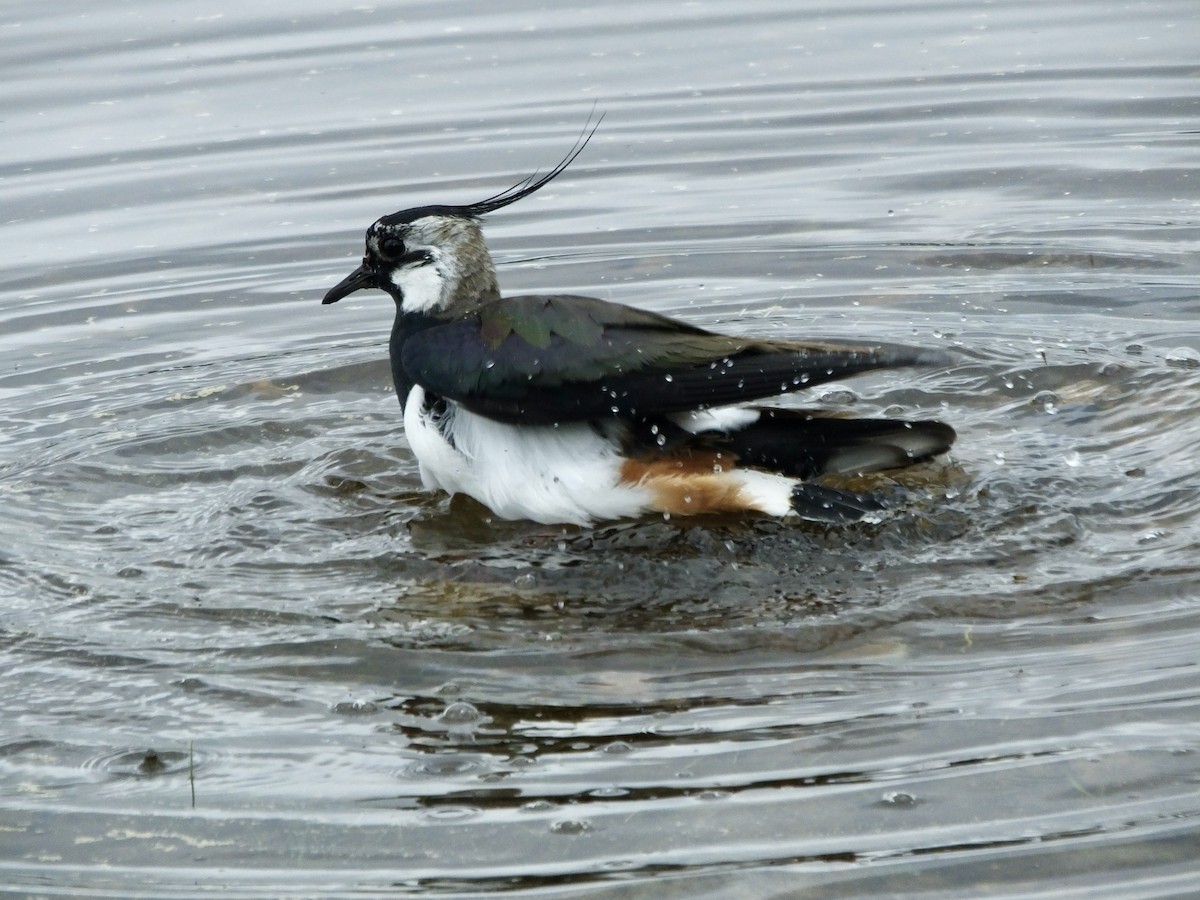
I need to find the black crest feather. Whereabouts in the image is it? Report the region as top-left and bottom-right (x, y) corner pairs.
(464, 112), (603, 216)
(380, 112), (603, 227)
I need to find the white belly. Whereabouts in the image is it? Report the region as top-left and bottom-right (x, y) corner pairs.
(403, 386), (649, 525)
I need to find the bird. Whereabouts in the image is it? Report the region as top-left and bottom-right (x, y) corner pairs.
(321, 124), (955, 527)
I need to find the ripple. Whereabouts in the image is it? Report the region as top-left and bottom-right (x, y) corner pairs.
(2, 0), (1198, 896)
(85, 748), (194, 779)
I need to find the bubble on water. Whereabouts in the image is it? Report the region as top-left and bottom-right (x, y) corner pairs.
(589, 786), (630, 798)
(439, 700), (485, 726)
(410, 755), (481, 777)
(1165, 347), (1200, 369)
(879, 791), (920, 807)
(1032, 390), (1060, 414)
(331, 698), (378, 716)
(550, 819), (594, 836)
(601, 741), (634, 755)
(423, 805), (479, 821)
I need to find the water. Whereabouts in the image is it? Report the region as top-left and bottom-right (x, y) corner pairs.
(3, 0), (1199, 896)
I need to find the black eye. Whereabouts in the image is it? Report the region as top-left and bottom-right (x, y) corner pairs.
(380, 236), (406, 259)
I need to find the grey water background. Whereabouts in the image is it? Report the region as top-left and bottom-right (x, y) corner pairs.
(3, 0), (1199, 896)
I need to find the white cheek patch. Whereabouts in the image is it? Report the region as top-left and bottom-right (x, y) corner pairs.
(390, 260), (445, 313)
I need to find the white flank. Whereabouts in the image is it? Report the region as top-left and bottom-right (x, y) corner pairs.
(673, 406), (761, 434)
(404, 387), (649, 525)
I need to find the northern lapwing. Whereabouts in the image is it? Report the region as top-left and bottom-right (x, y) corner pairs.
(322, 125), (955, 526)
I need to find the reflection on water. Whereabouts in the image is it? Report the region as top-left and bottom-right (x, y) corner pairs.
(2, 0), (1199, 896)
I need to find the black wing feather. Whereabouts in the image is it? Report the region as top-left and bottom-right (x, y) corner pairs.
(401, 295), (950, 425)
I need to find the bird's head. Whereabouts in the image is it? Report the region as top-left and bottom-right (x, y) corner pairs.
(322, 116), (601, 318)
(321, 209), (498, 316)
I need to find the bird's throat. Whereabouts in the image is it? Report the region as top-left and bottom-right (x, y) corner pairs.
(389, 309), (443, 410)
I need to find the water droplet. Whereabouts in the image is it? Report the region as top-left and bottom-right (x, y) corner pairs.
(484, 359), (496, 369)
(664, 374), (674, 382)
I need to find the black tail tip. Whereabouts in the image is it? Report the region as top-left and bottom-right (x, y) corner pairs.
(790, 483), (889, 524)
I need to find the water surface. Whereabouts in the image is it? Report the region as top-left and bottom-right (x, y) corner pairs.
(2, 0), (1199, 896)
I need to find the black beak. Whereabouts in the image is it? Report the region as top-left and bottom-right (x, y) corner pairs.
(322, 261), (377, 305)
